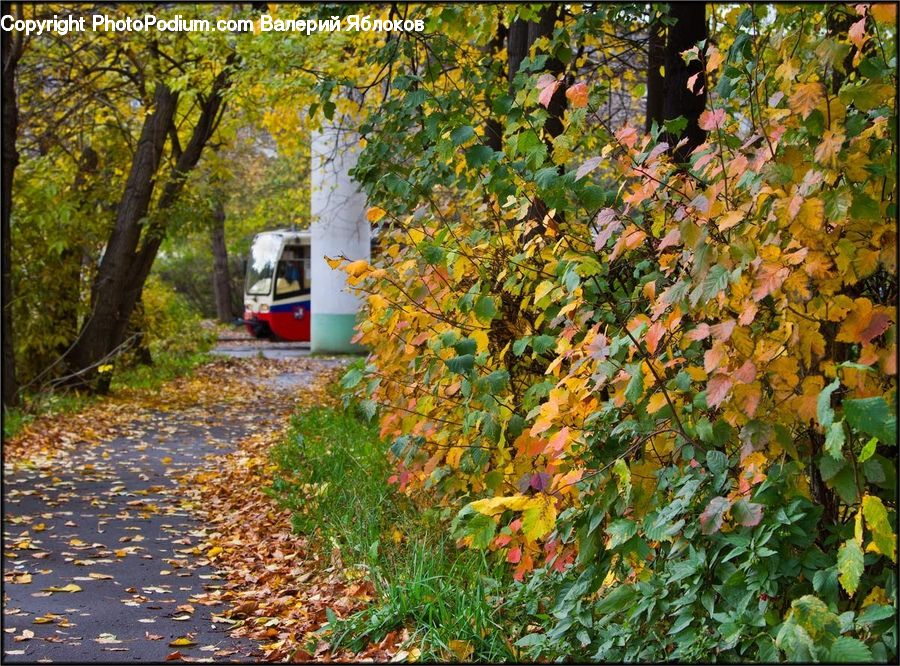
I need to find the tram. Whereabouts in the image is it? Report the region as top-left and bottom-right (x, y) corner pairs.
(242, 229), (311, 341)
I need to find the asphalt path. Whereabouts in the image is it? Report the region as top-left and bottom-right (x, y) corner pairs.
(2, 358), (341, 663)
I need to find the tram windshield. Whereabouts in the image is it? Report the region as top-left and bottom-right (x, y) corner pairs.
(245, 234), (281, 295)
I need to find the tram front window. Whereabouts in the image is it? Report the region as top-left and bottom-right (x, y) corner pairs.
(246, 235), (279, 295)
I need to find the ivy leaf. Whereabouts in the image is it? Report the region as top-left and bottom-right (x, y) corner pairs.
(837, 539), (864, 597)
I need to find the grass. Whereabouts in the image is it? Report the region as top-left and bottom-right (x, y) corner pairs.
(2, 348), (212, 440)
(267, 401), (521, 662)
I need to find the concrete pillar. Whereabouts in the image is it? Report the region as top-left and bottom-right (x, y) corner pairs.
(310, 125), (369, 354)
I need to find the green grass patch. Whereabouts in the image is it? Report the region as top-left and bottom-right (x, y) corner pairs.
(268, 402), (521, 662)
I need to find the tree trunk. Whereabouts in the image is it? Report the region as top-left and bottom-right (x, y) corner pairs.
(506, 4), (566, 238)
(210, 197), (233, 323)
(66, 61), (230, 389)
(662, 2), (707, 161)
(645, 11), (665, 134)
(2, 6), (22, 409)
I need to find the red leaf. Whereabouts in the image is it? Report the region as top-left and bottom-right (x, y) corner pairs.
(537, 75), (560, 109)
(751, 263), (790, 301)
(734, 359), (757, 384)
(698, 108), (725, 131)
(706, 374), (733, 408)
(709, 320), (736, 341)
(657, 227), (681, 251)
(507, 546), (522, 564)
(700, 496), (731, 535)
(731, 499), (764, 527)
(646, 322), (665, 355)
(687, 323), (711, 341)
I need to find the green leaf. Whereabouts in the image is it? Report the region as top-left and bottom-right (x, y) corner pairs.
(790, 595), (842, 642)
(512, 337), (530, 356)
(827, 636), (873, 663)
(606, 519), (637, 549)
(482, 369), (509, 393)
(341, 367), (364, 389)
(732, 499), (763, 527)
(451, 125), (476, 145)
(825, 420), (846, 459)
(624, 363), (644, 405)
(531, 335), (556, 355)
(837, 539), (864, 596)
(858, 437), (878, 463)
(817, 378), (840, 428)
(468, 513), (497, 549)
(453, 338), (477, 356)
(465, 144), (494, 168)
(843, 397), (895, 445)
(445, 354), (475, 374)
(474, 295), (497, 322)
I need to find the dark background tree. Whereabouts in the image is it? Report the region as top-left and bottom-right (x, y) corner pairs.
(2, 2), (23, 410)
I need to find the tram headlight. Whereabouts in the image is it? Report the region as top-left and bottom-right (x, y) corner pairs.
(259, 304), (270, 313)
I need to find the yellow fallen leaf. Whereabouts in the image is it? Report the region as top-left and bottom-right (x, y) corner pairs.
(206, 546), (223, 558)
(169, 637), (197, 647)
(115, 550), (127, 558)
(42, 584), (82, 593)
(161, 456), (173, 465)
(12, 573), (32, 584)
(88, 573), (114, 580)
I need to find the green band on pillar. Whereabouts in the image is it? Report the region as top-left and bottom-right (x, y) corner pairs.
(311, 313), (366, 354)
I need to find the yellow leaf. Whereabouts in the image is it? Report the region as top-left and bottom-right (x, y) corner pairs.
(448, 640), (474, 661)
(206, 546), (223, 558)
(325, 256), (342, 270)
(646, 392), (668, 414)
(471, 329), (489, 353)
(366, 207), (386, 223)
(470, 494), (532, 516)
(345, 259), (370, 278)
(862, 495), (896, 562)
(43, 584), (82, 593)
(521, 494), (557, 540)
(161, 456), (173, 465)
(169, 637), (197, 647)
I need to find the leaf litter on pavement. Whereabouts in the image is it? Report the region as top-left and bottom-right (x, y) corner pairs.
(3, 356), (391, 663)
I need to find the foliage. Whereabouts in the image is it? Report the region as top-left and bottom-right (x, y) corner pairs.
(331, 3), (898, 662)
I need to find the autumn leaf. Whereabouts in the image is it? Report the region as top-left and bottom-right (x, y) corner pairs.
(366, 207), (386, 223)
(789, 82), (824, 119)
(699, 497), (730, 535)
(565, 82), (589, 108)
(536, 74), (560, 109)
(521, 495), (557, 540)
